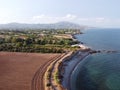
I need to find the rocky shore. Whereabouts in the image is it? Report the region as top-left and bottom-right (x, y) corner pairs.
(59, 50), (90, 90)
(43, 33), (119, 90)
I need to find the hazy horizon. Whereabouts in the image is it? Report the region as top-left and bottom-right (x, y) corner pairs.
(0, 0), (120, 28)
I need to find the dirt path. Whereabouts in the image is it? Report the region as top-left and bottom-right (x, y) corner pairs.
(44, 52), (73, 90)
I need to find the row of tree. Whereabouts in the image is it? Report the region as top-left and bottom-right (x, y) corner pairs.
(0, 44), (65, 53)
(0, 36), (79, 46)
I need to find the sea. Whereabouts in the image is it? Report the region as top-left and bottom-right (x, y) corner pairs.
(71, 28), (120, 90)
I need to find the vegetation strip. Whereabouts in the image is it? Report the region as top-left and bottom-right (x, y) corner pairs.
(0, 29), (81, 53)
(31, 54), (62, 90)
(44, 52), (73, 90)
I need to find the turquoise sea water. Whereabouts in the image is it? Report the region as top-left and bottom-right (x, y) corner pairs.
(72, 28), (120, 90)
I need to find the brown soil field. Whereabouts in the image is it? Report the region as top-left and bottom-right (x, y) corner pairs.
(53, 34), (73, 39)
(0, 52), (60, 90)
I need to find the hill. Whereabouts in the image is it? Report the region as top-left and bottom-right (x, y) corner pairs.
(0, 21), (86, 30)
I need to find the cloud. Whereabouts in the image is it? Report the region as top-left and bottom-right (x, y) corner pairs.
(32, 14), (77, 23)
(78, 17), (108, 23)
(65, 14), (77, 19)
(31, 15), (120, 28)
(33, 14), (77, 19)
(33, 15), (45, 19)
(1, 14), (120, 27)
(32, 15), (111, 24)
(94, 18), (106, 23)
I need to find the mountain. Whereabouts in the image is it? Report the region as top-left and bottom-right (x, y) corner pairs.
(0, 21), (87, 30)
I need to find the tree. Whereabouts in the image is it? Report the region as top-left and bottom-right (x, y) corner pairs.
(16, 42), (23, 47)
(11, 37), (17, 43)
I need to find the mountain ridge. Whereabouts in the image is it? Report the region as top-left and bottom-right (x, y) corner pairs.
(0, 21), (87, 30)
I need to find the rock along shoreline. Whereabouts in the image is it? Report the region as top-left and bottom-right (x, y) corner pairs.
(59, 50), (90, 90)
(44, 33), (103, 90)
(58, 35), (118, 90)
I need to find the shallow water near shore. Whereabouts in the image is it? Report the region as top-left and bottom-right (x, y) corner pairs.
(72, 28), (120, 90)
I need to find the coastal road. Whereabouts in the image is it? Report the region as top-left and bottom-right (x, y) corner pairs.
(49, 53), (72, 90)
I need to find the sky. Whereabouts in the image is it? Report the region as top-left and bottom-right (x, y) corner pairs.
(0, 0), (120, 27)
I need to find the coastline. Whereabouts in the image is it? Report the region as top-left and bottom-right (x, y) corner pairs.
(43, 49), (90, 90)
(59, 33), (119, 90)
(59, 33), (94, 90)
(43, 29), (120, 90)
(61, 50), (90, 90)
(44, 51), (74, 90)
(69, 52), (90, 90)
(43, 33), (92, 90)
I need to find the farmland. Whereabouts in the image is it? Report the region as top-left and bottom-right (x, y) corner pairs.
(0, 52), (60, 90)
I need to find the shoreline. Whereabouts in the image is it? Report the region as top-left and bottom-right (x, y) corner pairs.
(59, 34), (93, 90)
(44, 31), (120, 90)
(43, 33), (95, 90)
(43, 33), (104, 90)
(69, 51), (90, 90)
(43, 51), (74, 90)
(59, 33), (118, 90)
(60, 50), (90, 90)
